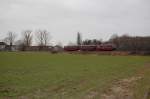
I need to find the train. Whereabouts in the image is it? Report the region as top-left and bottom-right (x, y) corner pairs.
(64, 44), (116, 51)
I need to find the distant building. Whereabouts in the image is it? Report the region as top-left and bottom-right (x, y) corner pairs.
(0, 42), (7, 51)
(51, 45), (63, 53)
(24, 46), (53, 51)
(5, 45), (19, 51)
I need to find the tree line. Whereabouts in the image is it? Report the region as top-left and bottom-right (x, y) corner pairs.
(1, 31), (150, 52)
(3, 30), (50, 45)
(1, 30), (51, 51)
(109, 34), (150, 52)
(76, 32), (102, 45)
(77, 32), (150, 52)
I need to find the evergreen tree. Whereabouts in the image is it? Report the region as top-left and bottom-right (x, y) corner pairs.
(77, 32), (82, 45)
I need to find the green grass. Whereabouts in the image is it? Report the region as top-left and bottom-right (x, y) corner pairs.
(0, 52), (150, 99)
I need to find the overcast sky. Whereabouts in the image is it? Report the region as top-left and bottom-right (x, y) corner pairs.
(0, 0), (150, 45)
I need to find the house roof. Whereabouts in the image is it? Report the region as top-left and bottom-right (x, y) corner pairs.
(0, 42), (7, 45)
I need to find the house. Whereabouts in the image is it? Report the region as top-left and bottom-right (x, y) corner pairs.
(5, 45), (19, 51)
(24, 46), (53, 51)
(0, 42), (7, 51)
(51, 45), (63, 53)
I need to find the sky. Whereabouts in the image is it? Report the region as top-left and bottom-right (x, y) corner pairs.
(0, 0), (150, 45)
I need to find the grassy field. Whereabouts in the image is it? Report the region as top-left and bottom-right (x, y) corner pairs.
(0, 52), (150, 99)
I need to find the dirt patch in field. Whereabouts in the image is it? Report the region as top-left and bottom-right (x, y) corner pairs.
(84, 76), (142, 99)
(100, 76), (142, 99)
(100, 64), (150, 99)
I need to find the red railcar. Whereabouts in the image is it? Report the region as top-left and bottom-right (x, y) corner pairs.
(64, 46), (79, 51)
(80, 45), (97, 51)
(64, 44), (116, 52)
(96, 44), (115, 51)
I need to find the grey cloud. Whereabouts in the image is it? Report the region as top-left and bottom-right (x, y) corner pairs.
(0, 0), (150, 44)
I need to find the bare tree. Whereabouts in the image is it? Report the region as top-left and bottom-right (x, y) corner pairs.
(109, 34), (118, 41)
(36, 30), (51, 46)
(15, 40), (25, 51)
(22, 30), (32, 46)
(4, 32), (16, 46)
(109, 34), (120, 48)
